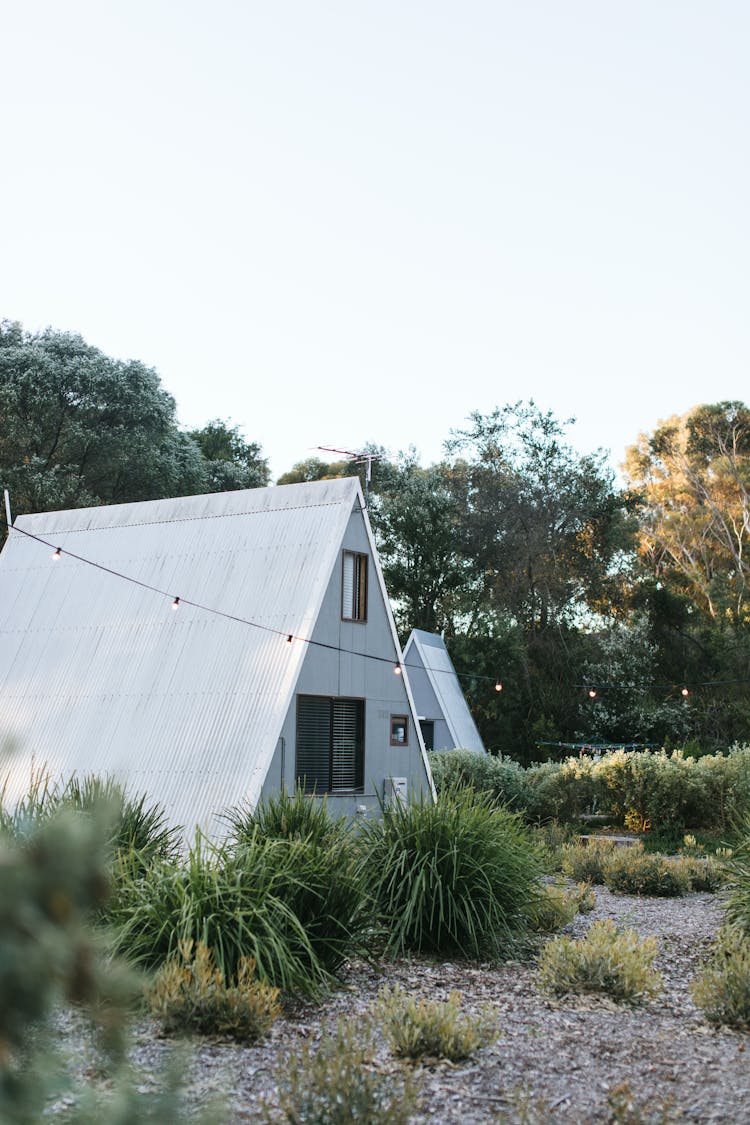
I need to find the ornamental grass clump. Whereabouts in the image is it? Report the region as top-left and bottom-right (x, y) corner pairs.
(111, 828), (369, 997)
(374, 985), (495, 1061)
(359, 787), (545, 959)
(226, 784), (346, 849)
(602, 846), (691, 897)
(691, 927), (750, 1029)
(148, 939), (281, 1041)
(262, 1018), (418, 1125)
(538, 919), (662, 1004)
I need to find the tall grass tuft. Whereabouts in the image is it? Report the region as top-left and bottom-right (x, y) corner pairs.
(226, 785), (347, 848)
(111, 827), (370, 997)
(359, 787), (545, 959)
(0, 770), (179, 870)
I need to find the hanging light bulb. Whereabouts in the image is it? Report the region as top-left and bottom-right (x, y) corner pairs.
(681, 686), (689, 697)
(588, 688), (597, 699)
(51, 547), (62, 560)
(394, 664), (402, 675)
(286, 634), (293, 644)
(494, 680), (503, 692)
(171, 597), (180, 610)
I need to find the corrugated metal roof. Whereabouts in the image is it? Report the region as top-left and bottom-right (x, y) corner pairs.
(0, 479), (360, 834)
(404, 630), (486, 754)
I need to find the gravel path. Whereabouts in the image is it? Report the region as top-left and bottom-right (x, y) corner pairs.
(63, 887), (749, 1123)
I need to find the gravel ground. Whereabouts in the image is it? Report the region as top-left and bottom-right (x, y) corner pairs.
(59, 887), (749, 1123)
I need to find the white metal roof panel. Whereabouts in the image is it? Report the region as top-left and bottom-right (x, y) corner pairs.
(0, 478), (360, 834)
(404, 630), (486, 754)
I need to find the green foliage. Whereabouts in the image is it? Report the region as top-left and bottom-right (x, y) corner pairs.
(0, 771), (180, 874)
(147, 939), (281, 1041)
(601, 846), (691, 897)
(111, 829), (369, 996)
(359, 787), (545, 959)
(525, 882), (581, 933)
(676, 854), (727, 893)
(374, 984), (495, 1061)
(186, 418), (269, 491)
(430, 745), (750, 835)
(723, 812), (750, 937)
(226, 785), (345, 848)
(262, 1018), (418, 1124)
(428, 749), (530, 811)
(560, 839), (619, 885)
(691, 927), (750, 1029)
(369, 456), (470, 635)
(0, 801), (217, 1123)
(538, 919), (662, 1004)
(0, 320), (267, 534)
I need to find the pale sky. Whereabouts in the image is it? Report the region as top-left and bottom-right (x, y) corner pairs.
(2, 1), (748, 480)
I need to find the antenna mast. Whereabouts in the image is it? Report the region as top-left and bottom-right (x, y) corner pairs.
(317, 446), (381, 507)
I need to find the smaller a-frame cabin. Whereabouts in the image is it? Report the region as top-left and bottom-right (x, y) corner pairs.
(0, 478), (434, 837)
(403, 630), (486, 754)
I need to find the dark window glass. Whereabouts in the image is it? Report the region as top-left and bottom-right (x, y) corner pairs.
(296, 695), (364, 793)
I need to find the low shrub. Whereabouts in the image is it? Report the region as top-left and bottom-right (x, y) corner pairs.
(374, 985), (494, 1061)
(538, 919), (662, 1004)
(602, 847), (691, 898)
(678, 855), (727, 893)
(571, 881), (597, 913)
(359, 787), (545, 959)
(147, 939), (281, 1041)
(560, 839), (618, 885)
(262, 1018), (418, 1124)
(691, 927), (750, 1029)
(526, 882), (580, 933)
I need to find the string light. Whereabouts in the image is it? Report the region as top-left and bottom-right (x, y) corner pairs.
(11, 522), (742, 700)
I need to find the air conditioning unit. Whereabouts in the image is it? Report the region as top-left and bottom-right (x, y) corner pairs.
(383, 776), (408, 804)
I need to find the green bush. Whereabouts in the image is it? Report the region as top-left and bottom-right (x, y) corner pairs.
(148, 939), (281, 1041)
(538, 919), (662, 1004)
(560, 838), (618, 884)
(677, 854), (727, 893)
(359, 787), (545, 959)
(111, 829), (369, 996)
(428, 749), (530, 811)
(0, 801), (219, 1123)
(691, 927), (750, 1029)
(526, 882), (581, 933)
(602, 846), (692, 897)
(262, 1018), (418, 1124)
(374, 984), (495, 1061)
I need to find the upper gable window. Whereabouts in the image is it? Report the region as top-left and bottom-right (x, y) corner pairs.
(342, 551), (368, 622)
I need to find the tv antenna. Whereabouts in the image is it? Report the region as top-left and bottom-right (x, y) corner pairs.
(317, 446), (381, 506)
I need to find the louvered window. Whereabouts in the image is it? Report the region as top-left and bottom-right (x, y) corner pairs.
(296, 695), (364, 794)
(342, 551), (368, 621)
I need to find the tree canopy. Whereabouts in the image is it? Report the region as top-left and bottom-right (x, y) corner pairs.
(0, 322), (268, 528)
